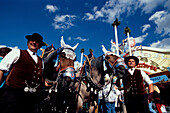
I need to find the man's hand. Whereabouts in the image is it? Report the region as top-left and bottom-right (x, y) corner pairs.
(148, 83), (154, 103)
(148, 92), (154, 103)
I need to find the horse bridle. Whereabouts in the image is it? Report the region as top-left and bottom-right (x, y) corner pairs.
(83, 55), (127, 96)
(104, 55), (127, 76)
(59, 66), (76, 81)
(44, 47), (77, 93)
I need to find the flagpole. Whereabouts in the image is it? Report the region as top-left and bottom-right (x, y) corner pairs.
(112, 18), (120, 56)
(127, 32), (132, 56)
(114, 26), (119, 55)
(80, 48), (84, 67)
(124, 27), (132, 56)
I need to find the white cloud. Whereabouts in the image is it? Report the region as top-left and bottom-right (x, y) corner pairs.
(164, 0), (170, 11)
(74, 37), (89, 41)
(149, 11), (170, 37)
(83, 0), (136, 23)
(83, 13), (95, 20)
(138, 0), (166, 13)
(134, 33), (148, 44)
(93, 6), (98, 12)
(52, 14), (76, 30)
(68, 37), (71, 41)
(82, 0), (166, 23)
(141, 24), (151, 33)
(150, 38), (170, 49)
(46, 5), (58, 13)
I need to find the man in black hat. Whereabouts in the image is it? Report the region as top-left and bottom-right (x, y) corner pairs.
(123, 56), (154, 113)
(0, 33), (46, 113)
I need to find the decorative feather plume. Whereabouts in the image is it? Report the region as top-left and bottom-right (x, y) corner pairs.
(60, 36), (79, 50)
(102, 45), (109, 55)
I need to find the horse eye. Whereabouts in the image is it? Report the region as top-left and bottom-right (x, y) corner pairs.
(105, 56), (110, 60)
(60, 53), (65, 58)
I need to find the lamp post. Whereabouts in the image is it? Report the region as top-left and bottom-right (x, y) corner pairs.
(80, 48), (84, 67)
(124, 27), (132, 56)
(112, 18), (120, 56)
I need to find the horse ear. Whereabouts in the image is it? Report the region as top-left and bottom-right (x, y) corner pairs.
(60, 36), (65, 48)
(102, 45), (108, 55)
(72, 43), (79, 50)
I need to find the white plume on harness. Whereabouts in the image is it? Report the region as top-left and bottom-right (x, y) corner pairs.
(102, 45), (117, 57)
(102, 45), (115, 71)
(60, 36), (79, 60)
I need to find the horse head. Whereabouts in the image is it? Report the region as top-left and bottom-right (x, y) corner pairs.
(41, 37), (79, 113)
(102, 44), (128, 80)
(40, 44), (55, 59)
(74, 45), (128, 113)
(57, 36), (79, 93)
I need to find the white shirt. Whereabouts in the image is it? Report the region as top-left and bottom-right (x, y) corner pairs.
(98, 90), (103, 99)
(128, 68), (153, 85)
(103, 83), (120, 102)
(0, 48), (43, 72)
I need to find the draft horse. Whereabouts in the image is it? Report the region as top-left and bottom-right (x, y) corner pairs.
(39, 37), (79, 113)
(75, 45), (128, 112)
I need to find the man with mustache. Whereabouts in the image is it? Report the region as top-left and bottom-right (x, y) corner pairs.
(123, 56), (154, 113)
(0, 33), (46, 113)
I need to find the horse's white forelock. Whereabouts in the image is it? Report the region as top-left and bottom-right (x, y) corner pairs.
(60, 36), (79, 50)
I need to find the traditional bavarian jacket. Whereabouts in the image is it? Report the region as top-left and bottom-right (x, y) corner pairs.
(123, 68), (152, 95)
(0, 49), (44, 90)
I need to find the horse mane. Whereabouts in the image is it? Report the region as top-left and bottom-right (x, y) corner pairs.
(43, 45), (56, 59)
(43, 47), (59, 81)
(91, 55), (104, 72)
(90, 55), (105, 85)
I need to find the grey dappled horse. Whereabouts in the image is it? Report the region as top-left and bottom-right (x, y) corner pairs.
(75, 45), (128, 113)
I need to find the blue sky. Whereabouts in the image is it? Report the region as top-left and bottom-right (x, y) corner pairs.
(0, 0), (170, 62)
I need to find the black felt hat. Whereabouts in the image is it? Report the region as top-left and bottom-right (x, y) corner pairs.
(25, 33), (46, 46)
(124, 56), (139, 66)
